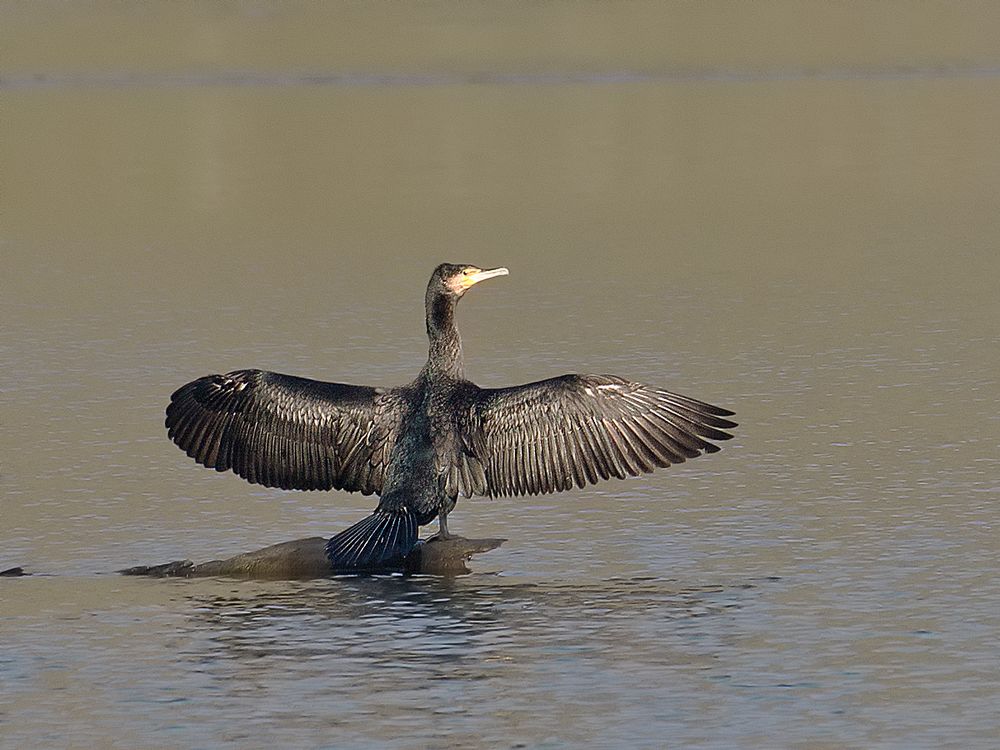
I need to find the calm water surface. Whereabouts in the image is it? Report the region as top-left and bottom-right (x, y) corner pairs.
(3, 4), (999, 748)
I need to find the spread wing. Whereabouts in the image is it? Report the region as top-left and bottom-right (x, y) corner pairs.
(462, 374), (736, 497)
(165, 369), (409, 493)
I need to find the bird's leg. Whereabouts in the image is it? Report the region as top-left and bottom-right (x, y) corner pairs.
(437, 510), (452, 540)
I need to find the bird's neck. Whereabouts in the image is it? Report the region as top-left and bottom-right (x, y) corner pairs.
(425, 292), (465, 379)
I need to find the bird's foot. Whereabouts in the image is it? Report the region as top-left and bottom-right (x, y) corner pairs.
(429, 513), (452, 542)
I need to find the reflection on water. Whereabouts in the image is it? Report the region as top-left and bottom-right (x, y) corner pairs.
(190, 575), (747, 665)
(1, 574), (758, 748)
(166, 576), (753, 748)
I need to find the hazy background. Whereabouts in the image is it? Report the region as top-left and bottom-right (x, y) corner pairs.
(3, 3), (999, 748)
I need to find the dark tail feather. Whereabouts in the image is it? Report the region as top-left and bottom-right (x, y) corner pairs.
(325, 510), (419, 571)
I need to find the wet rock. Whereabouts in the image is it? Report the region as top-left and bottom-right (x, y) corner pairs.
(119, 560), (195, 577)
(120, 535), (505, 579)
(402, 535), (507, 575)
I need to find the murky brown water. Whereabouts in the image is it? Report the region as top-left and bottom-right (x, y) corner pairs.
(3, 4), (999, 748)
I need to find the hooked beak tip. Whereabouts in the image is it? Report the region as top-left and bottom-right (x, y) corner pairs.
(467, 267), (509, 285)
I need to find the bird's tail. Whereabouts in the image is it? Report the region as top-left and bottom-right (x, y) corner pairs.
(325, 509), (419, 571)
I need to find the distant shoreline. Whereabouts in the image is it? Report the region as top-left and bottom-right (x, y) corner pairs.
(6, 65), (1000, 91)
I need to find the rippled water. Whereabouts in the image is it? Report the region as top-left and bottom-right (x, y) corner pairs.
(3, 3), (1000, 748)
(4, 574), (756, 748)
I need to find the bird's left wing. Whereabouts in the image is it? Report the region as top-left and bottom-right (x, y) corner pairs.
(165, 369), (408, 494)
(461, 374), (736, 498)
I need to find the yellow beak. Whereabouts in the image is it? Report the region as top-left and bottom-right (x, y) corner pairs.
(462, 266), (509, 288)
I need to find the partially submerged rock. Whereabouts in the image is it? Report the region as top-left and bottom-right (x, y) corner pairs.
(120, 534), (505, 579)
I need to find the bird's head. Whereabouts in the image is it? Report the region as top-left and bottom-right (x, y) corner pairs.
(431, 263), (509, 299)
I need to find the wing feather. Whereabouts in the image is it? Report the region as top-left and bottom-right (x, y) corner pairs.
(464, 374), (736, 498)
(165, 369), (407, 493)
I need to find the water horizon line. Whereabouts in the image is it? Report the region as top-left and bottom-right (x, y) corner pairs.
(5, 65), (1000, 91)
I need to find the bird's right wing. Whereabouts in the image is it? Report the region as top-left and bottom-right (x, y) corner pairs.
(462, 374), (736, 498)
(165, 369), (409, 494)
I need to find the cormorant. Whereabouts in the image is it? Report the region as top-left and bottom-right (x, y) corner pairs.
(165, 264), (736, 570)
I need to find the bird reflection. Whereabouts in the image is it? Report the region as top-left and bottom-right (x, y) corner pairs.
(179, 576), (754, 676)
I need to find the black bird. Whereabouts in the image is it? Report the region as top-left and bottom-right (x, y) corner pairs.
(165, 264), (736, 570)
